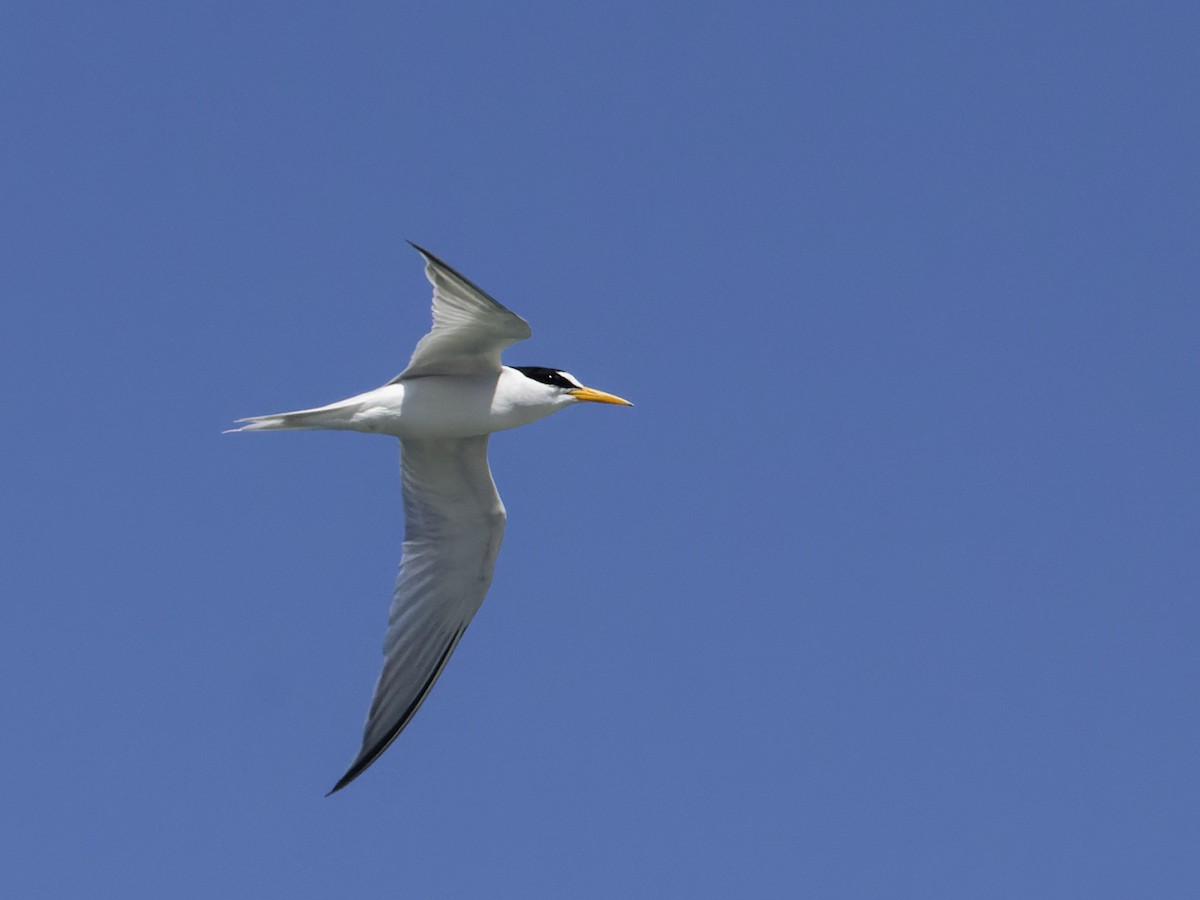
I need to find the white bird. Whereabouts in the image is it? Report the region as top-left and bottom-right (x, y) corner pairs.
(230, 243), (631, 793)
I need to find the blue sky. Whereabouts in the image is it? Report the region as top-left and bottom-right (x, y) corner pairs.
(3, 1), (1198, 896)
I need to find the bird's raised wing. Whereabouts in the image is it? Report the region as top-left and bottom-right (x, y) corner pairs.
(329, 436), (505, 793)
(392, 243), (532, 380)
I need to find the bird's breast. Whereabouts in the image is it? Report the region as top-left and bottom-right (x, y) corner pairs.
(347, 375), (556, 439)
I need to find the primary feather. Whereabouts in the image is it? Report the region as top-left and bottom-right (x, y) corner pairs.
(330, 436), (503, 793)
(393, 242), (531, 380)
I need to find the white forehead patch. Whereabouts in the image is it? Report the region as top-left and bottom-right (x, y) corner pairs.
(558, 371), (583, 389)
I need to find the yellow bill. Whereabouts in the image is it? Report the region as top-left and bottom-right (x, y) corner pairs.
(569, 386), (634, 406)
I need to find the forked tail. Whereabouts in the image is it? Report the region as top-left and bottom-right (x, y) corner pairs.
(225, 399), (362, 433)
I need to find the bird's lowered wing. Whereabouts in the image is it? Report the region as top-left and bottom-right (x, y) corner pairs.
(392, 243), (532, 380)
(329, 435), (506, 793)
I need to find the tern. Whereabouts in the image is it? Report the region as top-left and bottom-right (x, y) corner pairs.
(230, 243), (631, 793)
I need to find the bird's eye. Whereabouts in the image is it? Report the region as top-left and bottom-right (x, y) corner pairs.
(514, 366), (574, 388)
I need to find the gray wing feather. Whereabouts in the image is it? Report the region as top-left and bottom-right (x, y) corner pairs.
(393, 243), (531, 380)
(329, 435), (505, 793)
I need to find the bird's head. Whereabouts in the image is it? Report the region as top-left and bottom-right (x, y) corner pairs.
(511, 366), (633, 408)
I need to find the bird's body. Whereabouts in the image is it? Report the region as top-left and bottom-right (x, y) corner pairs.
(235, 367), (576, 439)
(231, 244), (630, 793)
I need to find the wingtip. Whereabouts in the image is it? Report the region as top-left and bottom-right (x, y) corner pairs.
(325, 767), (355, 796)
(408, 241), (450, 273)
(326, 759), (368, 796)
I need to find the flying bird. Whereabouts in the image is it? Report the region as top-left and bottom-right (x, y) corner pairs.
(230, 243), (632, 793)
